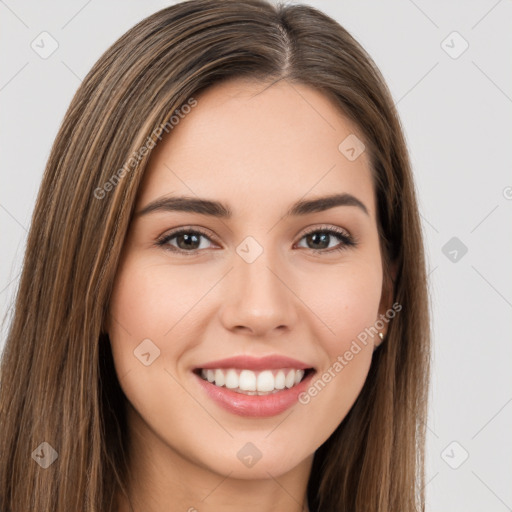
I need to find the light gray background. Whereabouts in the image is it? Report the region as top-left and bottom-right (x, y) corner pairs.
(1, 1), (511, 510)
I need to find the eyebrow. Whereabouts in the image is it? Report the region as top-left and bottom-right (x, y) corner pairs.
(135, 192), (369, 219)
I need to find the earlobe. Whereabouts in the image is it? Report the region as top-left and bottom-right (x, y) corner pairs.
(374, 331), (385, 351)
(376, 259), (399, 344)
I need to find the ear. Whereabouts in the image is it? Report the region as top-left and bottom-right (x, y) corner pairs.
(376, 259), (398, 344)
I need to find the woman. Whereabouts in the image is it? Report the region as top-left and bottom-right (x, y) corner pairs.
(0, 0), (431, 511)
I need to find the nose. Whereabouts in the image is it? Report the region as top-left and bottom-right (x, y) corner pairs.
(219, 249), (299, 337)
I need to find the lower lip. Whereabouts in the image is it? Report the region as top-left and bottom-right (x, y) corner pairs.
(194, 371), (315, 417)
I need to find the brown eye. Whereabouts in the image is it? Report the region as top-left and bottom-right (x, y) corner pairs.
(156, 225), (357, 256)
(156, 229), (215, 254)
(296, 227), (356, 253)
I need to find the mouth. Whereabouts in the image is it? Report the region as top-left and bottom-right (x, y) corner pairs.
(192, 354), (317, 417)
(193, 367), (315, 396)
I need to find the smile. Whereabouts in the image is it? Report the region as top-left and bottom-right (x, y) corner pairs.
(192, 355), (316, 417)
(197, 368), (312, 395)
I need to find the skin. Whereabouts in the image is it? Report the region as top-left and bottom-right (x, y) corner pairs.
(108, 77), (396, 512)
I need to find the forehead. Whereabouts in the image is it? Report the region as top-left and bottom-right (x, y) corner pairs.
(136, 78), (375, 220)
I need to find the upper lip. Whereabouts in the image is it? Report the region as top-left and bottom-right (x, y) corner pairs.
(195, 355), (314, 371)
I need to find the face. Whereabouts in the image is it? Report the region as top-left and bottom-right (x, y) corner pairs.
(107, 78), (393, 482)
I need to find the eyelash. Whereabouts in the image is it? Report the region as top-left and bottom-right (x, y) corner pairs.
(155, 225), (358, 256)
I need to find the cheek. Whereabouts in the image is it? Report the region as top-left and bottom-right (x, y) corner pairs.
(106, 260), (208, 436)
(107, 259), (177, 380)
(302, 259), (383, 355)
(293, 260), (382, 423)
(107, 255), (225, 387)
(109, 267), (164, 340)
(108, 258), (209, 342)
(333, 283), (382, 349)
(293, 299), (380, 448)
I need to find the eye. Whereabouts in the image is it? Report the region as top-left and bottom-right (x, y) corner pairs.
(156, 227), (217, 255)
(155, 225), (357, 255)
(295, 225), (357, 253)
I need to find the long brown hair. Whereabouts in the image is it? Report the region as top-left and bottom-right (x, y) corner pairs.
(0, 1), (431, 510)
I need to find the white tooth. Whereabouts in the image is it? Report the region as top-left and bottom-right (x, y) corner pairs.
(206, 369), (215, 382)
(294, 369), (305, 385)
(257, 370), (275, 392)
(225, 369), (239, 389)
(285, 369), (295, 388)
(201, 369), (207, 379)
(239, 369), (256, 391)
(274, 370), (286, 390)
(214, 369), (225, 387)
